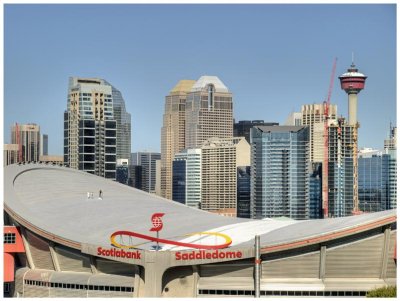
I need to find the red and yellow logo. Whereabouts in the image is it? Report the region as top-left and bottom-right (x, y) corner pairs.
(110, 213), (232, 250)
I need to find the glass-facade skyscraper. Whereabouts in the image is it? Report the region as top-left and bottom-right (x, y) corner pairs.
(250, 125), (309, 220)
(64, 77), (131, 179)
(172, 148), (202, 208)
(105, 81), (131, 162)
(40, 134), (48, 157)
(357, 124), (397, 212)
(309, 163), (322, 219)
(172, 159), (186, 205)
(358, 153), (391, 212)
(237, 166), (251, 218)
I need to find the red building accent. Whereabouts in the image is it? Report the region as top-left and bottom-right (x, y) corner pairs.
(3, 226), (25, 282)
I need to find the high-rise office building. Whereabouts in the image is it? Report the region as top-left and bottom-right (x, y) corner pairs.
(160, 80), (196, 200)
(131, 152), (161, 193)
(11, 123), (41, 162)
(234, 120), (278, 144)
(309, 163), (322, 219)
(358, 151), (391, 212)
(384, 124), (397, 209)
(3, 144), (19, 166)
(384, 124), (397, 151)
(106, 82), (131, 162)
(237, 166), (251, 218)
(201, 137), (250, 216)
(172, 148), (202, 208)
(172, 158), (186, 205)
(64, 77), (131, 179)
(128, 165), (142, 190)
(250, 126), (310, 220)
(301, 103), (337, 163)
(185, 76), (233, 149)
(40, 134), (48, 156)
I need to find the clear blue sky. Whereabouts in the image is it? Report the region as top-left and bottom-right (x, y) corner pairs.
(4, 4), (396, 155)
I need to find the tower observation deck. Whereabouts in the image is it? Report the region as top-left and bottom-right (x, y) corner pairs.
(339, 63), (367, 125)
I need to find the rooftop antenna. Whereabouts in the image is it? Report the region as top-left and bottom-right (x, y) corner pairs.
(351, 51), (355, 67)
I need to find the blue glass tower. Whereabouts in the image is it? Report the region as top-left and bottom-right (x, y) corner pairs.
(237, 166), (251, 218)
(172, 159), (186, 205)
(309, 163), (322, 219)
(358, 153), (391, 212)
(250, 126), (309, 220)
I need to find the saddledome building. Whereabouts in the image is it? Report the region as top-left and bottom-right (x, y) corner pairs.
(4, 163), (396, 297)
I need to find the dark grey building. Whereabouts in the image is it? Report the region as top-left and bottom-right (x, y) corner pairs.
(309, 163), (322, 219)
(237, 166), (251, 218)
(172, 159), (186, 205)
(116, 159), (129, 185)
(234, 120), (278, 144)
(41, 134), (48, 156)
(131, 152), (161, 193)
(128, 165), (142, 190)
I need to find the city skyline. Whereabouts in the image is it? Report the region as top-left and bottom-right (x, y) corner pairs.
(4, 4), (396, 155)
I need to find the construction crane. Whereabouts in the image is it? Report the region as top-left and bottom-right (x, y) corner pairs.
(322, 58), (337, 218)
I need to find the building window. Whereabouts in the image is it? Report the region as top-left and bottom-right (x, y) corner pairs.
(4, 233), (16, 244)
(4, 283), (11, 293)
(207, 84), (215, 110)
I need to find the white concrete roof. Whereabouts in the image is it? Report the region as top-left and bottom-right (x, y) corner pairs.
(190, 76), (229, 93)
(4, 164), (396, 252)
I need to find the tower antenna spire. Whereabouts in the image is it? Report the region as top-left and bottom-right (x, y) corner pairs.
(351, 52), (355, 66)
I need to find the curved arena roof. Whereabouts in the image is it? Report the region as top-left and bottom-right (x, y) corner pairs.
(4, 163), (396, 254)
